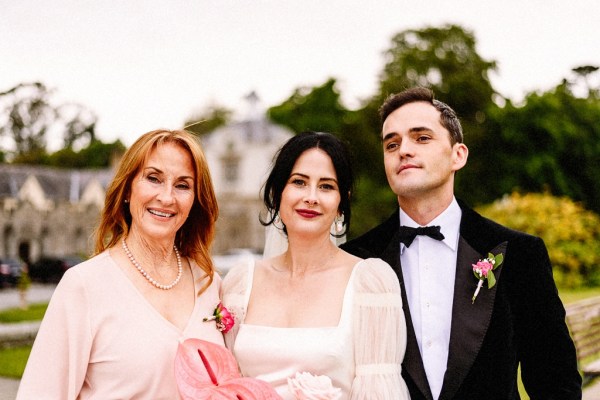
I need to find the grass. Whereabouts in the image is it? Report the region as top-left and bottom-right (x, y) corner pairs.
(0, 303), (48, 379)
(0, 303), (48, 323)
(560, 287), (600, 305)
(0, 345), (31, 379)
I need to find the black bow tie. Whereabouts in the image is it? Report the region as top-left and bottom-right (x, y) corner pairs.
(398, 225), (445, 247)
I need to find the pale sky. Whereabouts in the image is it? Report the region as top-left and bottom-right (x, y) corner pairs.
(2, 0), (599, 150)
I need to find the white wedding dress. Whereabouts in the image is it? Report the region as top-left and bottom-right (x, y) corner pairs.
(221, 258), (411, 399)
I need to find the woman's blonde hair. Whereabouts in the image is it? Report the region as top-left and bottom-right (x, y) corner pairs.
(94, 129), (219, 292)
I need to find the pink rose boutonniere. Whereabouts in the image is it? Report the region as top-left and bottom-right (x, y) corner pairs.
(471, 252), (504, 304)
(288, 372), (342, 400)
(203, 302), (235, 333)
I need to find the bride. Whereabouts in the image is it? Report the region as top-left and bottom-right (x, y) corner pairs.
(221, 131), (410, 399)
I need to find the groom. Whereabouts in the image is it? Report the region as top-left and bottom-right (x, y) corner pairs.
(341, 87), (581, 399)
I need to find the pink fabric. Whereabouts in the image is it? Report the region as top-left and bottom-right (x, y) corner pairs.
(17, 250), (225, 400)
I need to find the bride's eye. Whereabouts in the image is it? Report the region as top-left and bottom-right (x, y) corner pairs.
(290, 179), (305, 186)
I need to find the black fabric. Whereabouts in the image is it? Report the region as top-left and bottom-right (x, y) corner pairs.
(398, 225), (445, 247)
(341, 201), (582, 400)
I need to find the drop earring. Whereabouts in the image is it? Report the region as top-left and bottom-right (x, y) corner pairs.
(335, 215), (344, 233)
(274, 213), (285, 230)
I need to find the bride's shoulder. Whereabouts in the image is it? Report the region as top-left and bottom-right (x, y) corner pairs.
(221, 257), (255, 289)
(352, 257), (399, 289)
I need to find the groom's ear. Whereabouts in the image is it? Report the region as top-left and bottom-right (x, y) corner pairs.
(451, 143), (469, 172)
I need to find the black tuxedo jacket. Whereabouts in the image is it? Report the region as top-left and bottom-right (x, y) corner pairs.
(341, 201), (581, 400)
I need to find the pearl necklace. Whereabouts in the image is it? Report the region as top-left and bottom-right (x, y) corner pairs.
(122, 237), (183, 290)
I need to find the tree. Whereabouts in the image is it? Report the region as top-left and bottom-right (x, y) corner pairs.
(481, 81), (600, 213)
(57, 103), (97, 149)
(0, 82), (54, 158)
(572, 64), (599, 98)
(268, 78), (347, 135)
(184, 104), (232, 137)
(267, 78), (386, 179)
(47, 139), (126, 169)
(0, 82), (98, 162)
(376, 24), (497, 128)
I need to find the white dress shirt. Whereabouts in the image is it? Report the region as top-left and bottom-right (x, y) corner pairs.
(399, 198), (462, 400)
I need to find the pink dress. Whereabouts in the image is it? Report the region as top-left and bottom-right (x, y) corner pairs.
(222, 258), (411, 399)
(17, 250), (225, 400)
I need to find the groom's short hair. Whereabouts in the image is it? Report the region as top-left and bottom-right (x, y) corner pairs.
(379, 87), (464, 145)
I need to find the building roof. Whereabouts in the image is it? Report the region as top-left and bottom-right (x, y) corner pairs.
(0, 164), (113, 202)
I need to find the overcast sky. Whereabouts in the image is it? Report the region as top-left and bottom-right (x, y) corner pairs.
(2, 0), (599, 149)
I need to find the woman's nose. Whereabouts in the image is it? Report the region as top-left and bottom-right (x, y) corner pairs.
(304, 187), (318, 206)
(157, 185), (175, 203)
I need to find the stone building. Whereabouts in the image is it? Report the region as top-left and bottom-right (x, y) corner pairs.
(201, 111), (293, 254)
(0, 165), (113, 263)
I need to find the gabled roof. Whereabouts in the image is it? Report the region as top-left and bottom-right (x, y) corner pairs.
(0, 164), (113, 202)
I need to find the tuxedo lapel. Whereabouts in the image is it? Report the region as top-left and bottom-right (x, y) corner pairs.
(438, 239), (508, 400)
(381, 231), (434, 400)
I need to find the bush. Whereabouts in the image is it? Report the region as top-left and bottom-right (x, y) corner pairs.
(476, 192), (600, 288)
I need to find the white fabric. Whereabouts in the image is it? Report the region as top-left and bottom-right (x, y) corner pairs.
(399, 198), (461, 400)
(232, 263), (356, 398)
(17, 250), (225, 400)
(221, 258), (410, 400)
(262, 222), (290, 258)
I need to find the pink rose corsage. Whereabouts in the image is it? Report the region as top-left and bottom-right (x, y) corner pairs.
(203, 302), (235, 333)
(471, 252), (504, 303)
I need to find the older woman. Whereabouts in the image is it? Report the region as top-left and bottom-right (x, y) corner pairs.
(222, 132), (410, 399)
(18, 129), (224, 399)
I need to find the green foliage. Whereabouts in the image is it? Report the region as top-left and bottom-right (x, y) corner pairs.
(0, 345), (31, 378)
(11, 148), (50, 165)
(0, 82), (52, 157)
(184, 104), (232, 137)
(0, 82), (97, 160)
(348, 175), (397, 239)
(57, 103), (97, 149)
(373, 23), (498, 158)
(478, 81), (600, 213)
(0, 303), (48, 323)
(477, 192), (600, 288)
(268, 78), (347, 134)
(45, 139), (125, 168)
(377, 24), (497, 120)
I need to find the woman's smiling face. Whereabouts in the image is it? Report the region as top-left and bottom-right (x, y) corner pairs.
(128, 142), (196, 244)
(279, 148), (341, 239)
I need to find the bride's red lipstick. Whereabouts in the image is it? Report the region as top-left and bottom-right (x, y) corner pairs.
(296, 209), (321, 218)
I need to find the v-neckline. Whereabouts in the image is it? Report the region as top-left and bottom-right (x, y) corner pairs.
(106, 248), (198, 334)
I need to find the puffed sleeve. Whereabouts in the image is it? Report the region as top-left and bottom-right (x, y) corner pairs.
(349, 258), (410, 400)
(17, 268), (92, 400)
(220, 261), (250, 351)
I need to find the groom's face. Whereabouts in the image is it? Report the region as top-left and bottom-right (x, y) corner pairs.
(381, 101), (467, 202)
